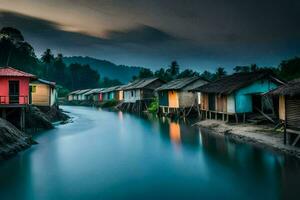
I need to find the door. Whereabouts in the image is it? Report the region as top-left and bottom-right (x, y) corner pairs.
(208, 94), (215, 111)
(168, 91), (179, 108)
(9, 80), (20, 104)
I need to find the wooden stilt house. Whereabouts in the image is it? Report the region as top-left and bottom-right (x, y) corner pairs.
(123, 77), (165, 103)
(268, 79), (300, 146)
(68, 90), (80, 101)
(192, 71), (284, 122)
(155, 77), (208, 114)
(102, 85), (123, 101)
(0, 66), (36, 131)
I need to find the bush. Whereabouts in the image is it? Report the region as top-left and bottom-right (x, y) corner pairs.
(148, 98), (159, 113)
(101, 100), (118, 108)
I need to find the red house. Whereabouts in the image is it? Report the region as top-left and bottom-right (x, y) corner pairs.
(0, 67), (36, 105)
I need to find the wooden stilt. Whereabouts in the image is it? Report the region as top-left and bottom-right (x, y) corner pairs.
(243, 113), (246, 123)
(235, 114), (238, 123)
(222, 113), (224, 121)
(1, 109), (6, 119)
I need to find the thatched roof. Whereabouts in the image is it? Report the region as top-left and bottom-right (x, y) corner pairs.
(268, 79), (300, 96)
(193, 71), (284, 94)
(156, 77), (207, 91)
(123, 77), (162, 90)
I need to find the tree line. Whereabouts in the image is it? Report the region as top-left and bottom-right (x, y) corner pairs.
(133, 59), (300, 83)
(0, 27), (121, 96)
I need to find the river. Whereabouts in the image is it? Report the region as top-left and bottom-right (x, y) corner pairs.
(0, 106), (300, 199)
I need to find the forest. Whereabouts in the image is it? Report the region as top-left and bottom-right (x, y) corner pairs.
(1, 27), (300, 96)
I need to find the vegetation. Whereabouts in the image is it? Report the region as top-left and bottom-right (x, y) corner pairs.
(0, 27), (121, 96)
(148, 98), (159, 113)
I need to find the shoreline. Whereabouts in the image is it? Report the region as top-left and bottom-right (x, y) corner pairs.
(196, 120), (300, 159)
(0, 105), (70, 161)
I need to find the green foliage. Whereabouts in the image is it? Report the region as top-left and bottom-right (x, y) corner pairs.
(148, 98), (159, 113)
(99, 77), (122, 88)
(279, 57), (300, 81)
(56, 85), (70, 97)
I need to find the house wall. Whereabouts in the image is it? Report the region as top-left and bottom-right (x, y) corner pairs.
(216, 95), (227, 112)
(178, 91), (196, 108)
(286, 96), (300, 129)
(235, 79), (279, 113)
(0, 76), (30, 104)
(99, 93), (103, 101)
(158, 91), (168, 106)
(201, 93), (209, 110)
(30, 83), (50, 106)
(118, 91), (123, 101)
(168, 90), (179, 108)
(279, 95), (285, 120)
(68, 95), (73, 101)
(50, 88), (57, 106)
(124, 89), (141, 103)
(227, 94), (236, 113)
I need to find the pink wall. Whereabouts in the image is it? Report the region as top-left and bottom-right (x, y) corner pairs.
(0, 77), (30, 104)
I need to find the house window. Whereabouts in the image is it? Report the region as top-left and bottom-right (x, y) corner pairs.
(31, 86), (36, 93)
(131, 91), (134, 97)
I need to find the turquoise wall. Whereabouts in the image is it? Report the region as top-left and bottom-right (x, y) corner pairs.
(159, 91), (168, 106)
(109, 92), (115, 100)
(234, 79), (279, 113)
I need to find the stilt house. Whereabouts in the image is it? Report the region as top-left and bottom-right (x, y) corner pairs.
(76, 89), (91, 101)
(68, 90), (80, 101)
(30, 79), (57, 107)
(156, 77), (208, 113)
(192, 71), (284, 122)
(268, 79), (300, 146)
(84, 88), (104, 102)
(123, 78), (165, 103)
(0, 66), (36, 131)
(102, 86), (123, 101)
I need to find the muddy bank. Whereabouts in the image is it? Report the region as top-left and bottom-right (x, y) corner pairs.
(197, 120), (300, 159)
(0, 118), (36, 160)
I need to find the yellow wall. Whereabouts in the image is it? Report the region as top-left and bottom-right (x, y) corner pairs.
(279, 95), (285, 120)
(168, 91), (179, 108)
(118, 91), (123, 101)
(31, 83), (50, 106)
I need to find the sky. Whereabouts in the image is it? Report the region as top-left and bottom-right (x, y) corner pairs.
(0, 0), (300, 71)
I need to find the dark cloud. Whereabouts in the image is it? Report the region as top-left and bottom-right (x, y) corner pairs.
(0, 0), (300, 72)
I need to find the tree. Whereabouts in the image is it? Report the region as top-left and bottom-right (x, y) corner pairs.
(41, 49), (54, 76)
(234, 66), (250, 73)
(250, 64), (258, 72)
(200, 70), (214, 81)
(177, 69), (199, 78)
(135, 68), (154, 79)
(53, 53), (66, 84)
(279, 57), (300, 80)
(214, 67), (227, 80)
(166, 61), (180, 78)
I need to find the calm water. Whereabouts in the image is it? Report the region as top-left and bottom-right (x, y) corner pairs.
(1, 106), (300, 200)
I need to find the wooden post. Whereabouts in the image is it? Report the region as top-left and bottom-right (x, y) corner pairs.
(1, 109), (6, 119)
(243, 113), (246, 123)
(215, 112), (217, 120)
(235, 114), (239, 123)
(222, 113), (224, 121)
(20, 108), (25, 132)
(226, 114), (229, 122)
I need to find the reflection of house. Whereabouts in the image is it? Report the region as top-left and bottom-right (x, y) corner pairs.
(156, 77), (208, 113)
(30, 79), (57, 107)
(169, 122), (181, 143)
(0, 66), (36, 131)
(268, 79), (300, 146)
(123, 78), (165, 103)
(192, 72), (284, 122)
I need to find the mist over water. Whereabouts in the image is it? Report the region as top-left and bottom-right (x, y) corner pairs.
(0, 106), (299, 200)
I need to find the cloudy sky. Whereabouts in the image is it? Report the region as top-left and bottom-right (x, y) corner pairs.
(0, 0), (299, 71)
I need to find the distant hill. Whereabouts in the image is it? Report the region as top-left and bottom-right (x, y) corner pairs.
(63, 56), (142, 83)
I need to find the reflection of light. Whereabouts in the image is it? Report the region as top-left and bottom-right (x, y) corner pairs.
(118, 111), (123, 122)
(169, 122), (181, 143)
(198, 128), (203, 146)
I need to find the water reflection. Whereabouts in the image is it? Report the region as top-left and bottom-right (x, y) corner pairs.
(1, 107), (300, 199)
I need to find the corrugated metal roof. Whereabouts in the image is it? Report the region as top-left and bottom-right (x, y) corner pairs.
(193, 71), (284, 94)
(123, 77), (160, 90)
(31, 78), (56, 87)
(0, 66), (36, 78)
(84, 88), (104, 95)
(102, 85), (122, 93)
(268, 79), (300, 96)
(76, 89), (92, 95)
(156, 77), (206, 91)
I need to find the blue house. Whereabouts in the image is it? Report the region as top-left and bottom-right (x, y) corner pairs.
(192, 71), (284, 122)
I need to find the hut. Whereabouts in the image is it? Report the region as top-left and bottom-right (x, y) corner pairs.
(76, 89), (91, 101)
(0, 66), (36, 130)
(102, 86), (122, 101)
(268, 79), (300, 145)
(84, 88), (104, 102)
(155, 77), (208, 114)
(123, 77), (165, 103)
(192, 71), (284, 122)
(67, 90), (80, 101)
(30, 79), (57, 107)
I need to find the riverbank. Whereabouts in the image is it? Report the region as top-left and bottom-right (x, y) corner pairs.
(196, 120), (300, 159)
(0, 105), (70, 160)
